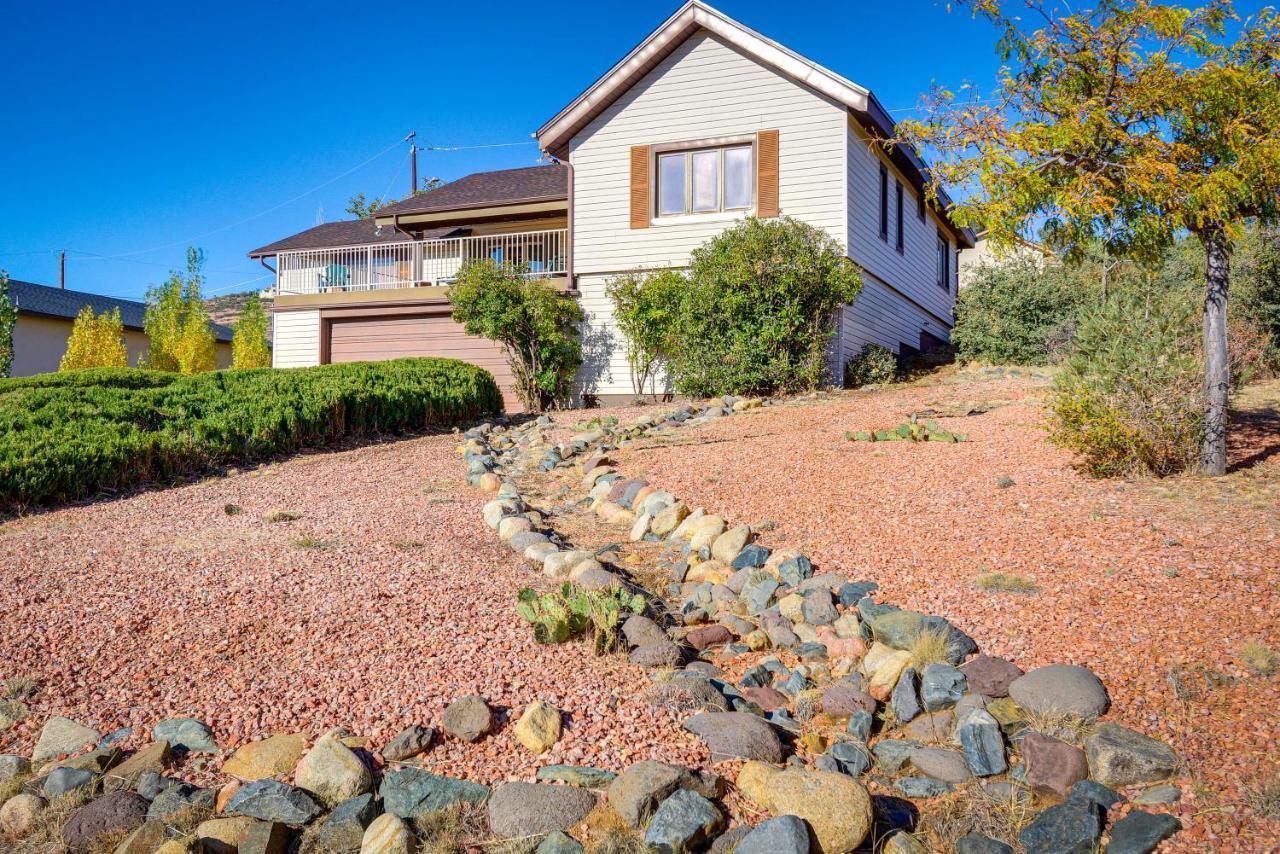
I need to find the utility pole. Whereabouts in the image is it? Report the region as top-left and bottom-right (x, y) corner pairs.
(408, 131), (418, 196)
(59, 251), (65, 289)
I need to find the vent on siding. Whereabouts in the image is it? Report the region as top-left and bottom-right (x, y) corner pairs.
(630, 145), (650, 229)
(757, 129), (779, 217)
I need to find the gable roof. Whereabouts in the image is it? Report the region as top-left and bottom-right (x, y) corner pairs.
(534, 0), (974, 247)
(248, 219), (459, 258)
(8, 279), (234, 342)
(373, 164), (568, 220)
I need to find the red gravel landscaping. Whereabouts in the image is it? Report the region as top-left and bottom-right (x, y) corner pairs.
(0, 433), (708, 782)
(604, 374), (1280, 851)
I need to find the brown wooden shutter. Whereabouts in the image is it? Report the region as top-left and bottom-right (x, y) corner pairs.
(630, 145), (650, 229)
(756, 129), (780, 217)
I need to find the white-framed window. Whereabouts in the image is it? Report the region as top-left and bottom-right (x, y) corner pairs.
(936, 229), (951, 292)
(656, 144), (754, 217)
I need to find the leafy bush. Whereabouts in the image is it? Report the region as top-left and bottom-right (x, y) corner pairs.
(605, 268), (686, 398)
(844, 343), (899, 388)
(517, 583), (646, 654)
(0, 358), (501, 510)
(0, 271), (15, 378)
(952, 257), (1087, 365)
(59, 307), (128, 370)
(448, 261), (583, 412)
(1048, 291), (1204, 477)
(666, 217), (862, 396)
(232, 293), (271, 369)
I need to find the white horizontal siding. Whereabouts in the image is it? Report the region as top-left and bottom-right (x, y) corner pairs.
(837, 275), (949, 370)
(575, 274), (643, 398)
(846, 120), (957, 326)
(569, 31), (849, 276)
(272, 309), (320, 368)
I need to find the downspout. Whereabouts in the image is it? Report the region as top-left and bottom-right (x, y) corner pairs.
(546, 152), (576, 294)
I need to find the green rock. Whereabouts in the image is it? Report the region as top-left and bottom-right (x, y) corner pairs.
(537, 831), (585, 853)
(378, 767), (489, 819)
(535, 765), (617, 788)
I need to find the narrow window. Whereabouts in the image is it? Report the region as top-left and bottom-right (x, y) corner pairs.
(655, 144), (754, 216)
(895, 182), (904, 253)
(936, 230), (950, 291)
(879, 165), (889, 241)
(657, 154), (687, 217)
(917, 190), (926, 221)
(723, 147), (753, 209)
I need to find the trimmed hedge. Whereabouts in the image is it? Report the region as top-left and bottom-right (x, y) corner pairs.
(0, 358), (503, 510)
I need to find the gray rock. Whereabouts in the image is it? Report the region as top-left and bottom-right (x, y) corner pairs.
(745, 576), (780, 615)
(151, 717), (219, 753)
(1008, 665), (1109, 719)
(378, 767), (489, 819)
(710, 825), (752, 854)
(508, 531), (550, 552)
(487, 782), (597, 839)
(442, 695), (493, 742)
(622, 615), (669, 649)
(97, 727), (134, 750)
(381, 725), (434, 762)
(536, 765), (618, 788)
(734, 815), (811, 854)
(837, 581), (878, 607)
(61, 790), (148, 852)
(145, 783), (214, 821)
(858, 604), (977, 664)
(682, 712), (783, 763)
(960, 655), (1024, 698)
(135, 772), (178, 801)
(32, 716), (100, 763)
(536, 831), (585, 854)
(1084, 723), (1179, 787)
(957, 708), (1007, 777)
(873, 739), (922, 773)
(891, 667), (922, 723)
(955, 832), (1014, 854)
(607, 761), (688, 827)
(910, 748), (972, 783)
(629, 641), (685, 668)
(778, 555), (813, 587)
(643, 788), (723, 853)
(1069, 779), (1123, 812)
(0, 754), (30, 781)
(895, 777), (954, 798)
(921, 664), (967, 712)
(766, 622), (801, 649)
(660, 673), (731, 712)
(315, 794), (379, 852)
(1018, 796), (1104, 854)
(732, 545), (770, 569)
(226, 779), (323, 825)
(43, 767), (95, 798)
(1134, 784), (1181, 805)
(826, 741), (871, 776)
(1105, 810), (1182, 854)
(801, 589), (838, 625)
(847, 710), (874, 743)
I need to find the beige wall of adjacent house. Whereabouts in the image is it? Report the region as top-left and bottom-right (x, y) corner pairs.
(10, 314), (230, 377)
(567, 30), (850, 397)
(958, 237), (1046, 288)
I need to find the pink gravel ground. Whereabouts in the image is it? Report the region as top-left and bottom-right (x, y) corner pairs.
(601, 375), (1280, 850)
(0, 433), (708, 782)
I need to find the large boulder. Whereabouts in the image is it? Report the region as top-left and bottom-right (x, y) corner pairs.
(643, 788), (724, 852)
(32, 716), (100, 763)
(1022, 732), (1088, 798)
(152, 717), (219, 753)
(734, 815), (813, 854)
(315, 794), (380, 852)
(487, 782), (596, 839)
(61, 790), (149, 852)
(960, 655), (1024, 698)
(295, 732), (374, 807)
(381, 725), (434, 762)
(1106, 811), (1182, 854)
(442, 696), (493, 743)
(359, 813), (415, 854)
(737, 764), (873, 854)
(621, 615), (669, 649)
(378, 767), (489, 819)
(1018, 795), (1104, 854)
(0, 793), (46, 838)
(225, 780), (323, 825)
(104, 741), (171, 792)
(222, 733), (307, 781)
(682, 712), (783, 763)
(1008, 665), (1109, 719)
(607, 761), (687, 828)
(1084, 723), (1179, 787)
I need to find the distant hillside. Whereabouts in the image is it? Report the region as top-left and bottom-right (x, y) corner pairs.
(204, 291), (274, 344)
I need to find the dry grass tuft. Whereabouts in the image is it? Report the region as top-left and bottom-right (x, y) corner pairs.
(294, 536), (334, 550)
(910, 627), (952, 668)
(975, 572), (1038, 594)
(414, 801), (491, 854)
(391, 539), (425, 551)
(263, 509), (302, 523)
(0, 771), (27, 805)
(915, 781), (1035, 850)
(0, 699), (28, 729)
(223, 503), (243, 516)
(1022, 709), (1095, 746)
(589, 827), (650, 854)
(1244, 773), (1280, 821)
(579, 802), (647, 854)
(1242, 640), (1277, 676)
(4, 676), (38, 701)
(643, 682), (712, 714)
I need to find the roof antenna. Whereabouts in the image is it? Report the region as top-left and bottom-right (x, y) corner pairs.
(315, 204), (324, 226)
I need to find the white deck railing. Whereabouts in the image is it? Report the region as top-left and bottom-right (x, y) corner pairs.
(274, 228), (568, 295)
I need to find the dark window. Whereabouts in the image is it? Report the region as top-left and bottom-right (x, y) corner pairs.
(895, 182), (904, 253)
(936, 230), (951, 292)
(917, 190), (926, 221)
(879, 165), (889, 241)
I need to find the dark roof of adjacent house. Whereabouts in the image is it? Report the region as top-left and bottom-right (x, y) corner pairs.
(9, 278), (234, 342)
(373, 164), (568, 219)
(247, 220), (460, 258)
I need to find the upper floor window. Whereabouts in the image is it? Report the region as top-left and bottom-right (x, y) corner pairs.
(917, 191), (926, 222)
(657, 144), (754, 216)
(895, 182), (904, 254)
(936, 230), (951, 292)
(878, 165), (889, 241)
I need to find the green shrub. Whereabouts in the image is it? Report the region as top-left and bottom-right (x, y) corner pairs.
(0, 358), (502, 510)
(844, 343), (899, 388)
(448, 260), (583, 412)
(952, 257), (1087, 365)
(1048, 291), (1204, 477)
(666, 217), (862, 397)
(605, 268), (686, 398)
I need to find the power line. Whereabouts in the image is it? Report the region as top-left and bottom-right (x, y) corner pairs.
(419, 140), (538, 152)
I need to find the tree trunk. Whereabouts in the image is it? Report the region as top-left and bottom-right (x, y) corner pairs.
(1199, 223), (1231, 476)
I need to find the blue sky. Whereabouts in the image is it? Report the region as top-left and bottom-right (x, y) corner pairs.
(2, 0), (1013, 301)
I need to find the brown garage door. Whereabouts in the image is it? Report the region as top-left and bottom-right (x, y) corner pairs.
(327, 313), (517, 410)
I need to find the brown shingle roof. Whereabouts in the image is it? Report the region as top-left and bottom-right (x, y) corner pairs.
(374, 164), (568, 218)
(247, 220), (458, 257)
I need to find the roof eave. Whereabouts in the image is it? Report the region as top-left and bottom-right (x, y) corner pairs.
(372, 193), (567, 226)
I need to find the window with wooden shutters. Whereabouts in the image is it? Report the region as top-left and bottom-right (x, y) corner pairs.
(756, 129), (779, 217)
(630, 145), (650, 229)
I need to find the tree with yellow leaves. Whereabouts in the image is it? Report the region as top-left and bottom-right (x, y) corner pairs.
(60, 306), (128, 370)
(902, 0), (1280, 475)
(144, 247), (217, 373)
(232, 293), (271, 369)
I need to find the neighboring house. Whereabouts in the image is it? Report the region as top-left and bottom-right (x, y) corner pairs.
(958, 230), (1053, 288)
(6, 279), (234, 377)
(250, 0), (973, 404)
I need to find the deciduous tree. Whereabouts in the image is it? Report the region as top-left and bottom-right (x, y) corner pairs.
(60, 306), (129, 370)
(232, 293), (271, 369)
(144, 247), (217, 373)
(0, 271), (15, 378)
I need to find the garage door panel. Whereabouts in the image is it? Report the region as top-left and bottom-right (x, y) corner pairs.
(327, 314), (517, 409)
